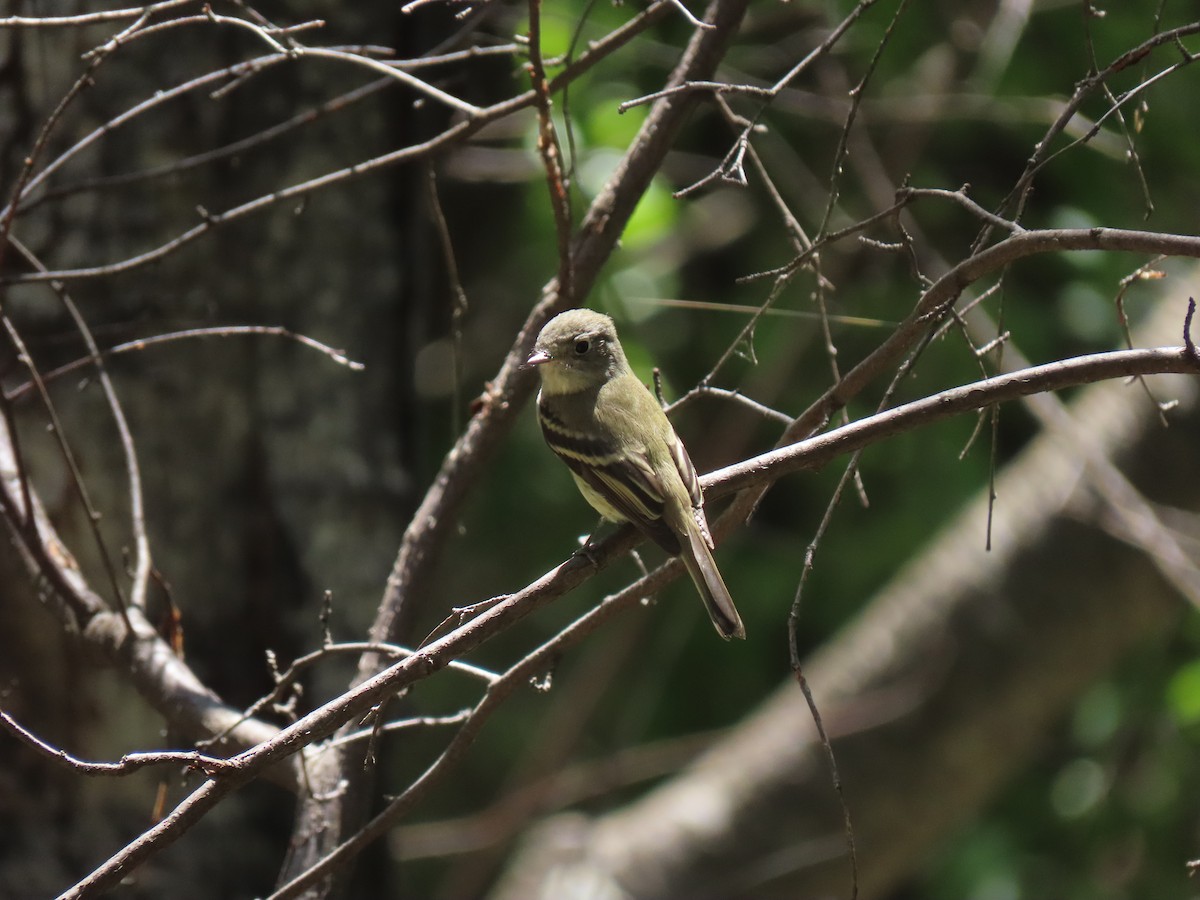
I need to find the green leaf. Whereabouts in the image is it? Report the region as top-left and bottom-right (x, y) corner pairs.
(1165, 658), (1200, 725)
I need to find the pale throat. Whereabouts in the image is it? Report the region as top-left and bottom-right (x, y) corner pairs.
(536, 360), (604, 396)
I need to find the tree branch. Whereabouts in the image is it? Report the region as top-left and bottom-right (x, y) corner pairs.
(58, 335), (1198, 896)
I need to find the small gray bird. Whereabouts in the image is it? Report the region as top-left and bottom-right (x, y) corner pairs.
(528, 308), (745, 640)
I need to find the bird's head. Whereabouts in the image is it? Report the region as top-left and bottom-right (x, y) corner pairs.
(527, 308), (627, 394)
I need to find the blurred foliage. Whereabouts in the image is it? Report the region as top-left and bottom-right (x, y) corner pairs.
(924, 630), (1200, 900)
(428, 1), (1200, 897)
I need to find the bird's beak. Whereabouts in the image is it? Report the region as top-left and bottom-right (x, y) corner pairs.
(527, 349), (551, 367)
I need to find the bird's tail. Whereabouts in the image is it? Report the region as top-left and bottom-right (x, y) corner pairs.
(681, 523), (746, 640)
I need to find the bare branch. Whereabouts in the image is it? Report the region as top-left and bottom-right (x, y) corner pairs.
(2, 4), (673, 287)
(7, 325), (364, 402)
(712, 345), (1199, 498)
(0, 0), (193, 28)
(59, 338), (1198, 896)
(0, 711), (236, 777)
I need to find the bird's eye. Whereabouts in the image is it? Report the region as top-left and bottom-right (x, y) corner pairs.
(573, 338), (590, 355)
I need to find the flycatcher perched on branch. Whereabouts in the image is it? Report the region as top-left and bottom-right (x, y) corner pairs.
(528, 308), (745, 640)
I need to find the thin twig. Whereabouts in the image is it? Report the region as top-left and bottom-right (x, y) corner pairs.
(0, 311), (131, 630)
(1185, 297), (1199, 364)
(0, 0), (193, 28)
(527, 0), (575, 305)
(3, 3), (672, 286)
(7, 325), (363, 402)
(21, 78), (391, 211)
(425, 167), (471, 436)
(0, 711), (234, 777)
(8, 237), (151, 612)
(60, 340), (1200, 897)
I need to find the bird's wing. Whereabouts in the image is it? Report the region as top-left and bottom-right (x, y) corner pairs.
(665, 430), (714, 549)
(539, 404), (680, 554)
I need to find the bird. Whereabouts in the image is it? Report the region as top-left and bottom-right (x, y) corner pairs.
(527, 308), (745, 640)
